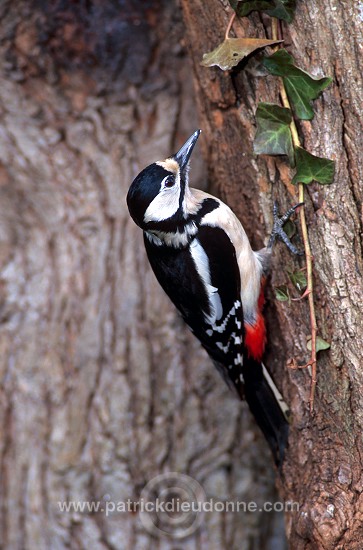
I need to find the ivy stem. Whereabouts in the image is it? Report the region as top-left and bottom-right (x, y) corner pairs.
(271, 18), (317, 412)
(225, 11), (236, 39)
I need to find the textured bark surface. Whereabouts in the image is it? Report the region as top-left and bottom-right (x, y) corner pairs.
(180, 0), (363, 549)
(0, 1), (289, 549)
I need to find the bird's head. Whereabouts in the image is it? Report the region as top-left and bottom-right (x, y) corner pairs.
(127, 130), (201, 230)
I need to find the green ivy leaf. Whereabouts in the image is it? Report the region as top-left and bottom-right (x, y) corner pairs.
(316, 337), (331, 352)
(307, 336), (331, 352)
(201, 37), (282, 71)
(232, 1), (274, 17)
(265, 0), (296, 23)
(275, 285), (290, 303)
(263, 49), (332, 120)
(254, 102), (295, 166)
(288, 270), (307, 292)
(228, 0), (296, 21)
(292, 146), (335, 185)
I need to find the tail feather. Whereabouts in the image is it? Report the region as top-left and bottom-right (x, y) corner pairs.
(243, 359), (289, 467)
(261, 363), (290, 419)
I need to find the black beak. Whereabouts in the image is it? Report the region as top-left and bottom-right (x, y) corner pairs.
(174, 130), (201, 171)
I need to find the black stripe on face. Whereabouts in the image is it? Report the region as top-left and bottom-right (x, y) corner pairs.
(146, 197), (220, 234)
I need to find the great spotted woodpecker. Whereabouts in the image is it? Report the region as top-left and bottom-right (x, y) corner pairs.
(127, 130), (300, 466)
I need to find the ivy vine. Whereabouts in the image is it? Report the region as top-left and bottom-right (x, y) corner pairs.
(200, 0), (335, 411)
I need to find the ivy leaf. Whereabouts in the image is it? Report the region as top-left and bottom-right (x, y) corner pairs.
(275, 285), (290, 303)
(254, 102), (295, 166)
(263, 49), (332, 120)
(292, 146), (335, 185)
(288, 270), (307, 292)
(230, 1), (274, 17)
(265, 0), (296, 23)
(201, 38), (282, 71)
(229, 0), (296, 21)
(307, 336), (331, 353)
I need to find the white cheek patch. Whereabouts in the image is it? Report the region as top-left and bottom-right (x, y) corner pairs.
(144, 172), (181, 223)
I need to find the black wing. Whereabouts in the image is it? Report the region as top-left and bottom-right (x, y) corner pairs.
(144, 226), (245, 394)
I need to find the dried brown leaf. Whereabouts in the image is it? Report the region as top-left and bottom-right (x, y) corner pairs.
(201, 37), (282, 71)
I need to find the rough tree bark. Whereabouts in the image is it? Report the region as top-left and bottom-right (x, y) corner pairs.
(0, 1), (289, 549)
(180, 0), (363, 549)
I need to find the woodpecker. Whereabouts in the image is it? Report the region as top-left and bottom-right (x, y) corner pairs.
(127, 130), (300, 466)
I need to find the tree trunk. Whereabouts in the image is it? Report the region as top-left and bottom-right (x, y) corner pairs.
(0, 1), (288, 549)
(180, 0), (363, 548)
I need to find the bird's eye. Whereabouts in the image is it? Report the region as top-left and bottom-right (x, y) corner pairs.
(164, 176), (175, 188)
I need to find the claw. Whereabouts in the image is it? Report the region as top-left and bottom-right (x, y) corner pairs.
(268, 201), (304, 255)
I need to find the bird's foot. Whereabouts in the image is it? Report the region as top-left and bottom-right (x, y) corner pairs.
(268, 201), (304, 255)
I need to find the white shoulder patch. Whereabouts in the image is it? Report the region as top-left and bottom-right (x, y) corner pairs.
(190, 239), (223, 324)
(199, 196), (263, 325)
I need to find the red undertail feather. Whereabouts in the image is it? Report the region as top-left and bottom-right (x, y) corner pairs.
(245, 313), (266, 361)
(245, 283), (266, 361)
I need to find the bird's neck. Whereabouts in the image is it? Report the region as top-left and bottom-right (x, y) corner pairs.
(145, 221), (198, 249)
